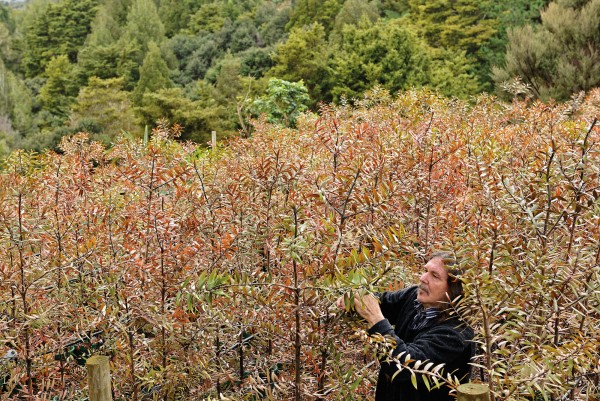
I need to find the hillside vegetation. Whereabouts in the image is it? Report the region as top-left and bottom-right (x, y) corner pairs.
(0, 89), (599, 400)
(1, 0), (600, 154)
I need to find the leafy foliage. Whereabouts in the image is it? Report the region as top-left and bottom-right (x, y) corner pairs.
(135, 87), (231, 143)
(70, 77), (139, 144)
(251, 78), (310, 127)
(0, 90), (599, 401)
(0, 0), (598, 159)
(38, 55), (79, 118)
(19, 0), (99, 77)
(132, 41), (173, 105)
(269, 22), (331, 103)
(493, 0), (600, 101)
(286, 0), (344, 33)
(329, 19), (429, 101)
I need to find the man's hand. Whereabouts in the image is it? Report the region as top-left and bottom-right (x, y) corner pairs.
(353, 292), (385, 328)
(335, 291), (385, 328)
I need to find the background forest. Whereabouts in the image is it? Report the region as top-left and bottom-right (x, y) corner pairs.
(1, 0), (599, 155)
(1, 1), (600, 401)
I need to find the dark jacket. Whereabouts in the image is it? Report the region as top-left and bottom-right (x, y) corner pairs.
(368, 286), (473, 401)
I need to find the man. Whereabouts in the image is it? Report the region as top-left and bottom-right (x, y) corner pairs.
(337, 252), (473, 401)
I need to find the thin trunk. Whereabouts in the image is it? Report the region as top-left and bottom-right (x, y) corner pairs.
(128, 329), (138, 401)
(143, 153), (157, 288)
(424, 149), (434, 249)
(293, 207), (302, 401)
(239, 329), (245, 385)
(161, 246), (167, 401)
(124, 295), (138, 401)
(488, 229), (497, 276)
(316, 314), (328, 400)
(17, 192), (33, 396)
(216, 333), (221, 396)
(476, 284), (495, 401)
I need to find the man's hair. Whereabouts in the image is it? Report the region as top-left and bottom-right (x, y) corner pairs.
(427, 251), (464, 309)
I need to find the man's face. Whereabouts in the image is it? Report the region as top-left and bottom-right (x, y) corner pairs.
(417, 257), (449, 309)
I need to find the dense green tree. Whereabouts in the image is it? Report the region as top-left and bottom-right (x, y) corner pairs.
(120, 0), (165, 61)
(228, 17), (261, 53)
(16, 0), (50, 28)
(188, 2), (228, 34)
(407, 0), (497, 90)
(251, 78), (310, 127)
(20, 0), (99, 77)
(97, 0), (166, 90)
(0, 59), (22, 155)
(38, 55), (79, 118)
(183, 34), (223, 81)
(329, 19), (430, 101)
(428, 49), (481, 98)
(0, 4), (16, 68)
(77, 0), (138, 85)
(254, 1), (290, 46)
(186, 0), (259, 34)
(0, 4), (11, 27)
(0, 27), (12, 70)
(208, 54), (245, 97)
(0, 117), (21, 157)
(158, 0), (203, 37)
(167, 34), (205, 85)
(213, 53), (264, 130)
(85, 0), (131, 47)
(22, 120), (70, 151)
(135, 87), (231, 143)
(218, 0), (266, 22)
(493, 0), (600, 100)
(17, 1), (51, 77)
(286, 0), (344, 33)
(408, 0), (497, 53)
(379, 0), (410, 17)
(167, 27), (243, 85)
(71, 77), (139, 144)
(269, 22), (331, 102)
(0, 60), (9, 116)
(78, 42), (137, 84)
(132, 41), (173, 105)
(332, 0), (380, 36)
(476, 0), (549, 90)
(2, 70), (35, 138)
(239, 47), (274, 78)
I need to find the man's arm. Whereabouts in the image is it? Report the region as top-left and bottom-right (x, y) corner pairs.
(367, 321), (471, 383)
(337, 287), (415, 326)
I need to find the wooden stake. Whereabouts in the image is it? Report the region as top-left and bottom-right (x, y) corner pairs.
(87, 355), (112, 401)
(457, 383), (490, 401)
(212, 131), (217, 149)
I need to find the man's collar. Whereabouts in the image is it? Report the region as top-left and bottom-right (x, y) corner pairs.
(414, 299), (441, 318)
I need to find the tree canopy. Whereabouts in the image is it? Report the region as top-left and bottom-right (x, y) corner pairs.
(493, 0), (600, 100)
(0, 0), (596, 154)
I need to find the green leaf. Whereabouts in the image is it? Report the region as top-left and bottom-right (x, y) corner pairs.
(422, 375), (430, 391)
(349, 376), (362, 391)
(410, 372), (418, 389)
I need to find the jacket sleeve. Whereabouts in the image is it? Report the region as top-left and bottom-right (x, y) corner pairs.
(376, 286), (416, 320)
(367, 319), (471, 383)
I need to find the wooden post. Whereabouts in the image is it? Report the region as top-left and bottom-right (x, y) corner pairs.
(212, 131), (217, 149)
(457, 383), (490, 401)
(86, 355), (112, 401)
